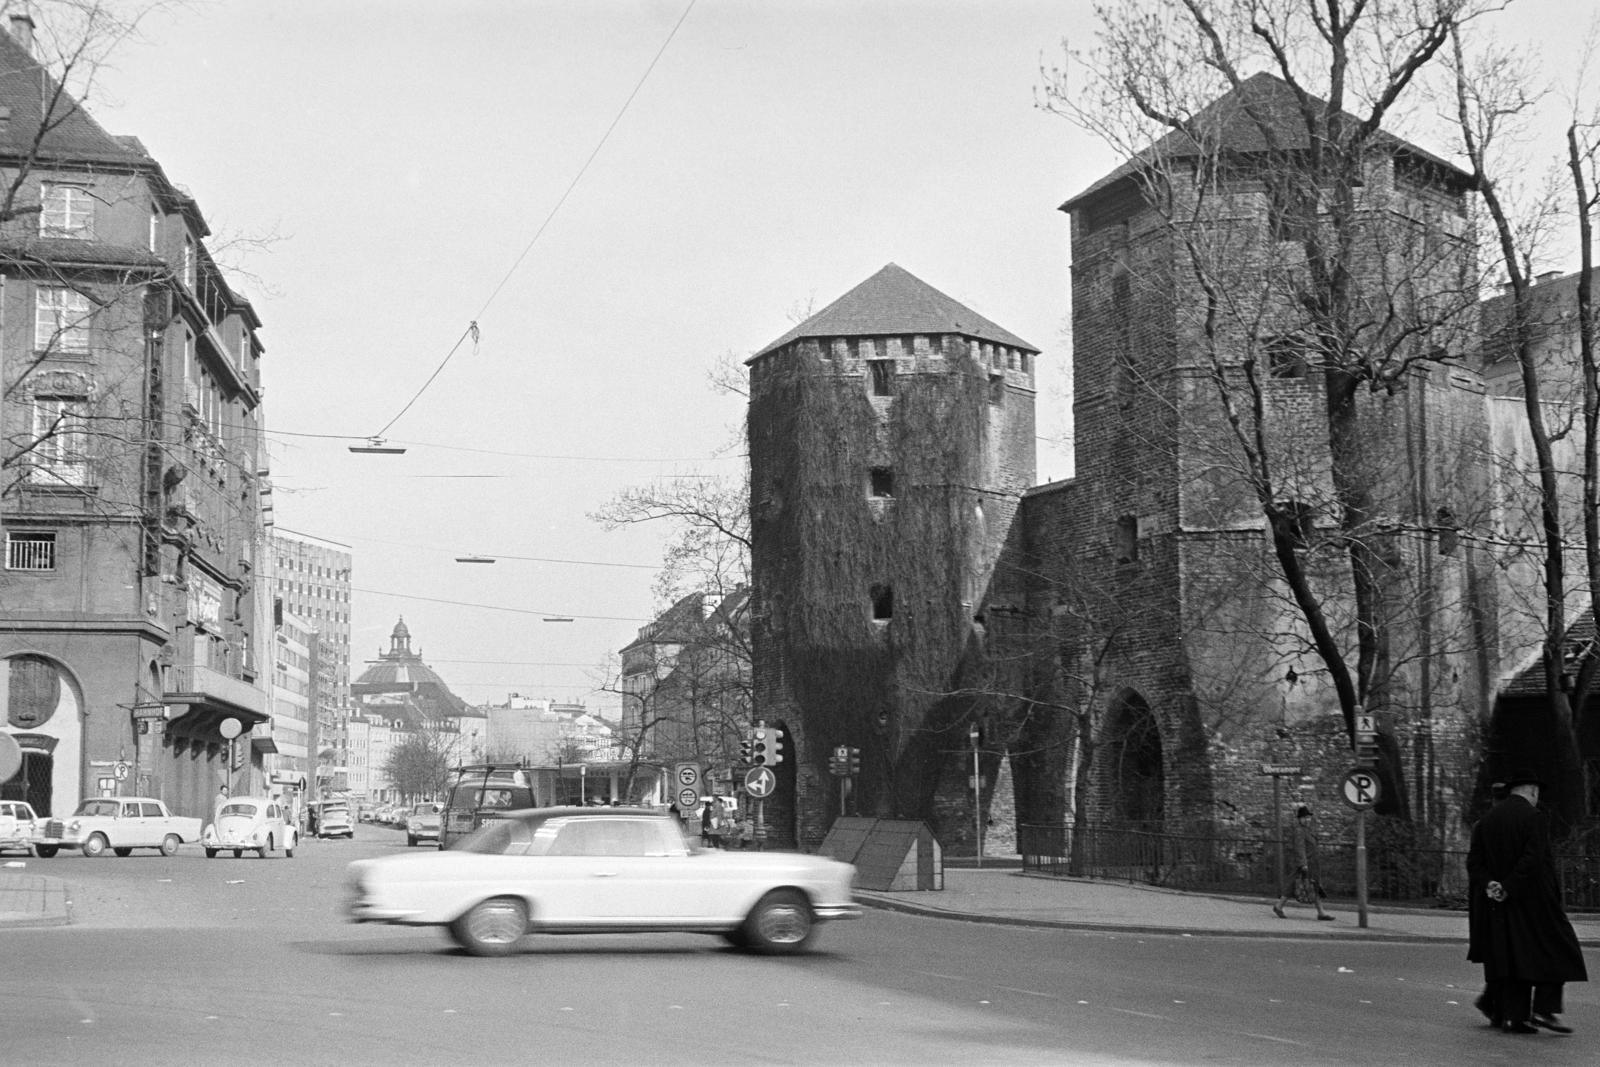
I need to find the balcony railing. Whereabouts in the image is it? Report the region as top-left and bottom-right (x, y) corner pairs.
(165, 663), (267, 719)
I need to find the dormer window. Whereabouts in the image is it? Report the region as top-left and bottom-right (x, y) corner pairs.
(41, 184), (93, 239)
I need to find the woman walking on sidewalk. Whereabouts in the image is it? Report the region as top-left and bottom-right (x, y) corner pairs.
(1274, 806), (1335, 921)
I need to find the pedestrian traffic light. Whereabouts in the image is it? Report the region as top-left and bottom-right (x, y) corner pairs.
(751, 728), (771, 766)
(848, 747), (861, 776)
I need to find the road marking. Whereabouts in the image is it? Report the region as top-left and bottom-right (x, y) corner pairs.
(1111, 1008), (1168, 1020)
(911, 969), (969, 982)
(996, 986), (1056, 998)
(1238, 1032), (1305, 1046)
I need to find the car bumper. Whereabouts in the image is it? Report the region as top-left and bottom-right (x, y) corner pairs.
(814, 903), (864, 921)
(32, 834), (81, 849)
(346, 900), (427, 924)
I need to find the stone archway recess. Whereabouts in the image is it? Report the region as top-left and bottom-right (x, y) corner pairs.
(1102, 688), (1165, 830)
(2, 653), (86, 817)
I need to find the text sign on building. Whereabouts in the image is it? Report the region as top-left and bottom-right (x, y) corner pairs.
(674, 763), (700, 790)
(1259, 764), (1303, 776)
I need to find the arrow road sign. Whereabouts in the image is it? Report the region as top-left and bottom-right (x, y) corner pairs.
(744, 766), (776, 798)
(1342, 768), (1381, 809)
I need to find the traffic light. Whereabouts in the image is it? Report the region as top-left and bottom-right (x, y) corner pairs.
(769, 727), (784, 766)
(828, 745), (848, 777)
(739, 735), (754, 764)
(848, 747), (861, 776)
(751, 728), (771, 766)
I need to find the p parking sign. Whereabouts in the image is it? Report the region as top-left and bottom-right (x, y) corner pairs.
(1342, 768), (1381, 809)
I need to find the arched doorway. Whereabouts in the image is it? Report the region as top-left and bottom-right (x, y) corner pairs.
(2, 654), (84, 817)
(1102, 688), (1164, 829)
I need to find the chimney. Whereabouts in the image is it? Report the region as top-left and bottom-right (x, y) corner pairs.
(8, 13), (33, 55)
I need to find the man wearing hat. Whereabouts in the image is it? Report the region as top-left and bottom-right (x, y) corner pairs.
(1467, 768), (1587, 1034)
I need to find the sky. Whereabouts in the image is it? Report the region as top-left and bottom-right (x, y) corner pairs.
(82, 0), (1593, 717)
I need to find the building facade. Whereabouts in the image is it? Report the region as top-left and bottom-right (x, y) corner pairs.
(750, 76), (1548, 853)
(619, 588), (750, 767)
(0, 17), (271, 822)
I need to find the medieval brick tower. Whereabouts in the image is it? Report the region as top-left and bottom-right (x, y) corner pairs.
(747, 264), (1039, 850)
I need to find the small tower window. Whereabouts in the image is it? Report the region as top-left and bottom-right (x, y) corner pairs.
(1275, 500), (1316, 549)
(989, 375), (1005, 405)
(870, 584), (894, 621)
(1114, 515), (1138, 564)
(1437, 506), (1459, 556)
(1267, 335), (1308, 379)
(869, 359), (895, 397)
(869, 468), (894, 498)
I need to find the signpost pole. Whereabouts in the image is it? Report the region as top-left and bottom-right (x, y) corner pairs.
(1273, 774), (1284, 902)
(756, 799), (765, 853)
(969, 724), (982, 869)
(1355, 809), (1369, 929)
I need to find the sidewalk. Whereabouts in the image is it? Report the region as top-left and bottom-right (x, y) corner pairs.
(854, 868), (1600, 944)
(0, 867), (73, 928)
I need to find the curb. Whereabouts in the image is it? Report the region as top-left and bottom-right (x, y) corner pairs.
(854, 893), (1470, 944)
(0, 872), (73, 930)
(0, 911), (72, 929)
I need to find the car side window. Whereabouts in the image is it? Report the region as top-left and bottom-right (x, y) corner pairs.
(458, 819), (534, 855)
(141, 803), (162, 818)
(545, 818), (670, 857)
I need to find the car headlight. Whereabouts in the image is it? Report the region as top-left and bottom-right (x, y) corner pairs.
(67, 820), (81, 831)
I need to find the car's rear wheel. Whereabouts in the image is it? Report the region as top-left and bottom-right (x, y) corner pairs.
(260, 834), (275, 859)
(205, 848), (218, 859)
(113, 847), (133, 857)
(160, 834), (181, 857)
(231, 849), (242, 858)
(407, 834), (416, 847)
(449, 896), (528, 957)
(32, 845), (58, 858)
(741, 890), (814, 955)
(82, 833), (109, 858)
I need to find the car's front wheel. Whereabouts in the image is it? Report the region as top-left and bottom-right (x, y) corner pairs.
(32, 844), (58, 858)
(160, 834), (181, 857)
(205, 848), (218, 859)
(449, 896), (528, 957)
(82, 833), (109, 858)
(741, 889), (814, 955)
(113, 847), (133, 857)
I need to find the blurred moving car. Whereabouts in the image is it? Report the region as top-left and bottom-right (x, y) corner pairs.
(406, 802), (442, 847)
(345, 806), (861, 957)
(0, 800), (40, 856)
(30, 797), (201, 857)
(314, 801), (354, 839)
(203, 797), (298, 859)
(439, 765), (536, 850)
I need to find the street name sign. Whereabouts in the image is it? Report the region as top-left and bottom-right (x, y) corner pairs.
(744, 766), (776, 798)
(1342, 768), (1381, 809)
(1259, 764), (1303, 776)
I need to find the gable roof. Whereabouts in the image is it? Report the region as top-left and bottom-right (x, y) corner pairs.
(1060, 72), (1471, 214)
(752, 263), (1037, 359)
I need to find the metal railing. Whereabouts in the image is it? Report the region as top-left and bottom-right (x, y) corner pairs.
(1020, 823), (1600, 910)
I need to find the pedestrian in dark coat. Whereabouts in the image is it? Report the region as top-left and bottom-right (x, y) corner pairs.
(1467, 768), (1587, 1034)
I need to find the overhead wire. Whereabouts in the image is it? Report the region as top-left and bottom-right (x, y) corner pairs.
(351, 586), (648, 623)
(368, 0), (700, 439)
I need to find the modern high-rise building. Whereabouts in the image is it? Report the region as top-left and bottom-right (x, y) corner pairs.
(268, 529), (352, 795)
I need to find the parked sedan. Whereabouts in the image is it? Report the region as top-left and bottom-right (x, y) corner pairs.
(202, 797), (297, 859)
(345, 806), (861, 956)
(31, 797), (202, 857)
(0, 800), (40, 856)
(405, 802), (442, 847)
(316, 803), (354, 839)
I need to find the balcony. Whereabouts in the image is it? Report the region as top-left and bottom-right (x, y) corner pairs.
(165, 664), (268, 721)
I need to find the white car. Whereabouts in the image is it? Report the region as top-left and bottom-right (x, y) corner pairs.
(202, 797), (298, 859)
(0, 800), (40, 855)
(31, 797), (202, 857)
(316, 803), (354, 839)
(345, 806), (861, 956)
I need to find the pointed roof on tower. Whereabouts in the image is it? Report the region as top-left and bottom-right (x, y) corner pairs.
(752, 263), (1036, 360)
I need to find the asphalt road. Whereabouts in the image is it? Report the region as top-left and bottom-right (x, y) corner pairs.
(1, 824), (1594, 1066)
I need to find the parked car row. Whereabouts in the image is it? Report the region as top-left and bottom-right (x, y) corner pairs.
(0, 796), (301, 859)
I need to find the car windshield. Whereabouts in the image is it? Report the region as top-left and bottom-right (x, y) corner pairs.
(220, 803), (260, 818)
(413, 803), (439, 814)
(74, 799), (119, 817)
(452, 818), (535, 854)
(322, 808), (349, 820)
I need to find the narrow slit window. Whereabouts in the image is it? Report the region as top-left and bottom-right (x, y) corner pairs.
(869, 468), (894, 498)
(870, 584), (893, 620)
(1114, 515), (1138, 564)
(989, 375), (1005, 405)
(1267, 335), (1308, 379)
